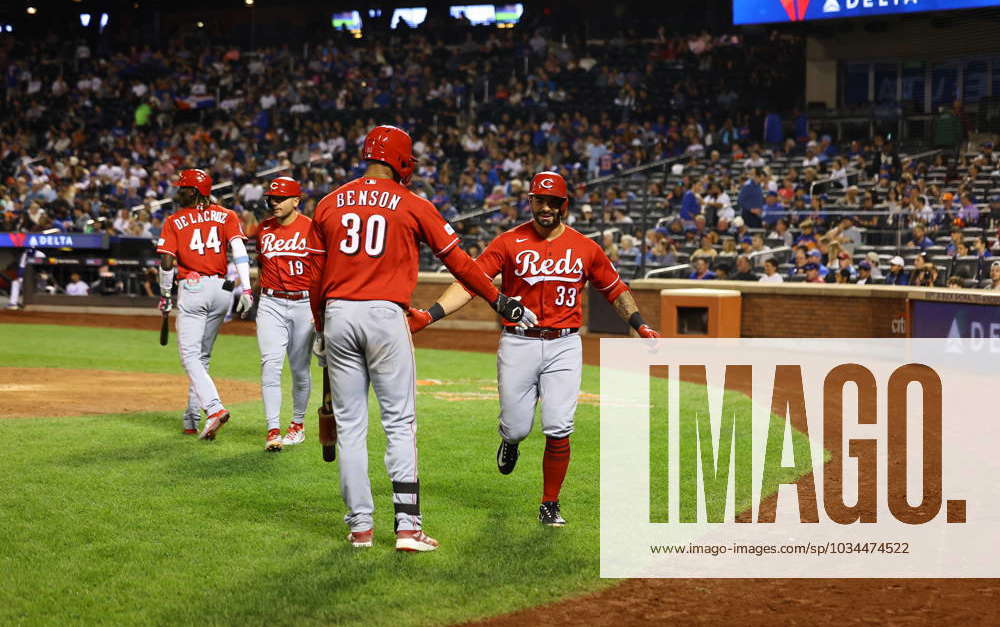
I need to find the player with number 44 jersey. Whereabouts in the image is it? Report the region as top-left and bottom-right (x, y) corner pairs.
(156, 168), (251, 441)
(408, 170), (660, 527)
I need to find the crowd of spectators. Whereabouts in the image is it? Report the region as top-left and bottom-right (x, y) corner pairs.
(580, 136), (1000, 289)
(3, 19), (1000, 291)
(0, 22), (803, 245)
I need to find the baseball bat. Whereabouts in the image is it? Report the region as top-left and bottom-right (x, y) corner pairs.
(318, 365), (337, 462)
(159, 312), (169, 346)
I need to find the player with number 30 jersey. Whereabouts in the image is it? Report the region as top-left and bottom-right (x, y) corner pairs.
(306, 124), (532, 552)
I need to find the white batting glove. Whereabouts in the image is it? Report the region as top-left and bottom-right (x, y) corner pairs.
(236, 292), (254, 318)
(513, 297), (538, 330)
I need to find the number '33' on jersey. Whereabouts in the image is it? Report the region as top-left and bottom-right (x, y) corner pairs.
(476, 222), (628, 329)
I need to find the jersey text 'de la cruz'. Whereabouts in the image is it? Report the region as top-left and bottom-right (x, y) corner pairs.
(156, 204), (246, 279)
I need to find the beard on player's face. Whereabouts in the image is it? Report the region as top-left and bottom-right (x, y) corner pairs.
(530, 196), (565, 227)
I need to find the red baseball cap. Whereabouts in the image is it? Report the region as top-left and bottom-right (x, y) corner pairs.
(528, 171), (568, 199)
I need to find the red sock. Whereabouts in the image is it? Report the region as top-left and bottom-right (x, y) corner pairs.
(542, 436), (571, 502)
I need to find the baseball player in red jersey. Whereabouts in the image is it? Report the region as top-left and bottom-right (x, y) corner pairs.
(156, 168), (253, 440)
(252, 176), (316, 452)
(307, 125), (535, 552)
(409, 171), (660, 526)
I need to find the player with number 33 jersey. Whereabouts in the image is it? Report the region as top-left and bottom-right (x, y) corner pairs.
(408, 170), (660, 527)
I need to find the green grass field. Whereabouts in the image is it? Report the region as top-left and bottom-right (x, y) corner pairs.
(0, 323), (813, 625)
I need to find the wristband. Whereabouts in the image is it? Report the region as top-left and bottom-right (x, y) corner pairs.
(158, 267), (175, 295)
(628, 312), (647, 331)
(428, 303), (445, 322)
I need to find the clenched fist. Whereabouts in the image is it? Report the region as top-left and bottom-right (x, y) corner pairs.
(637, 324), (660, 339)
(406, 307), (434, 334)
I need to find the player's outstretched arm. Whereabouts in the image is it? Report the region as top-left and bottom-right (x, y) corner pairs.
(406, 281), (473, 334)
(611, 290), (660, 338)
(437, 246), (532, 325)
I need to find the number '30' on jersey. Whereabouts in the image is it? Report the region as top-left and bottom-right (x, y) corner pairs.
(308, 177), (459, 308)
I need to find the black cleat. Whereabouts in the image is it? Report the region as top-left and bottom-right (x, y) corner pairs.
(497, 439), (519, 475)
(539, 501), (566, 526)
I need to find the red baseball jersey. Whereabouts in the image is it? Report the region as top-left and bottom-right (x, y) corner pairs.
(309, 177), (460, 307)
(156, 204), (245, 279)
(477, 222), (628, 328)
(254, 213), (316, 291)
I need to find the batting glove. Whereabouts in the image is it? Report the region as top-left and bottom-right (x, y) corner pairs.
(492, 293), (535, 325)
(312, 334), (325, 359)
(312, 334), (326, 367)
(236, 292), (254, 318)
(406, 307), (434, 334)
(637, 324), (660, 339)
(511, 296), (537, 330)
(158, 297), (173, 314)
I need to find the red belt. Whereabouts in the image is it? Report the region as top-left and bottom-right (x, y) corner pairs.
(504, 327), (579, 340)
(263, 288), (309, 301)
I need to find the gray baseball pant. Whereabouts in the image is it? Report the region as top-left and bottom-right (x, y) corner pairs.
(323, 299), (421, 533)
(176, 277), (230, 417)
(256, 294), (314, 430)
(497, 332), (582, 442)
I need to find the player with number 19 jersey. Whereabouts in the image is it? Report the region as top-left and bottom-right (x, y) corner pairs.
(475, 222), (628, 329)
(254, 213), (316, 291)
(156, 204), (246, 277)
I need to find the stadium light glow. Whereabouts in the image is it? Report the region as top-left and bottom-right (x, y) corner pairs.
(99, 13), (109, 31)
(196, 21), (205, 28)
(26, 6), (37, 15)
(79, 13), (91, 27)
(244, 0), (254, 6)
(391, 7), (428, 29)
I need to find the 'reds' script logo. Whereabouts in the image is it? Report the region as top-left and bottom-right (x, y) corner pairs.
(259, 231), (308, 259)
(514, 249), (584, 285)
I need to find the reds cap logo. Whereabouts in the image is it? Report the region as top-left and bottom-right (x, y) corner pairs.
(270, 182), (279, 190)
(539, 178), (554, 189)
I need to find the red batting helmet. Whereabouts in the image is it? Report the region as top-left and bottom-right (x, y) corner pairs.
(177, 169), (212, 197)
(362, 125), (415, 185)
(528, 171), (569, 208)
(265, 176), (302, 197)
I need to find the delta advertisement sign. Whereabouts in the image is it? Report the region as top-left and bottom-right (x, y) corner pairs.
(733, 0), (1000, 25)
